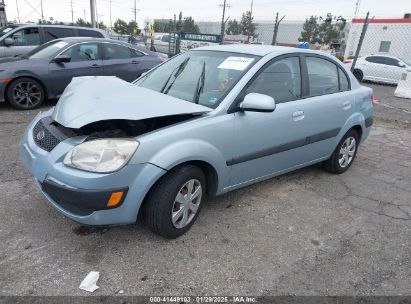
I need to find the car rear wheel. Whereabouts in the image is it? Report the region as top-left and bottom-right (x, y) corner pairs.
(324, 129), (359, 174)
(353, 69), (363, 82)
(142, 165), (206, 239)
(7, 77), (45, 110)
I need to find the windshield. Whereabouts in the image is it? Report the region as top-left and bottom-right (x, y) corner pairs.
(24, 40), (69, 59)
(0, 25), (16, 37)
(134, 50), (260, 108)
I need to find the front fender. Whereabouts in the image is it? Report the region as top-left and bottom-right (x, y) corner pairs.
(145, 139), (230, 192)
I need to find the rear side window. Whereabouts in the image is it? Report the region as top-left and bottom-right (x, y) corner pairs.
(103, 43), (133, 59)
(306, 57), (339, 96)
(246, 56), (301, 103)
(78, 29), (104, 38)
(44, 27), (76, 42)
(365, 56), (385, 64)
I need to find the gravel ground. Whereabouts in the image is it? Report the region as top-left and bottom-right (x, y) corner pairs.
(0, 85), (410, 296)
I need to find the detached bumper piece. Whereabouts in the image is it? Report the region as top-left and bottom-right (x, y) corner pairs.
(41, 179), (128, 216)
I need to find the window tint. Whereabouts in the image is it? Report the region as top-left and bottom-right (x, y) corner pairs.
(384, 57), (400, 67)
(245, 57), (301, 103)
(379, 41), (391, 52)
(78, 29), (104, 38)
(365, 56), (385, 64)
(9, 28), (40, 46)
(44, 27), (76, 42)
(61, 43), (99, 61)
(103, 43), (133, 59)
(338, 68), (349, 91)
(306, 57), (339, 96)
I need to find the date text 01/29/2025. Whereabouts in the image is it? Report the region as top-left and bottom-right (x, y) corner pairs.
(149, 296), (257, 303)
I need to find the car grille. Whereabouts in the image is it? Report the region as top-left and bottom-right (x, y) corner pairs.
(33, 119), (61, 152)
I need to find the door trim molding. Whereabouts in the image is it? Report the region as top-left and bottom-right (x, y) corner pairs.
(226, 127), (340, 166)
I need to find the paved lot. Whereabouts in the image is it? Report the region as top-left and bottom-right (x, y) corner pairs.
(0, 85), (410, 296)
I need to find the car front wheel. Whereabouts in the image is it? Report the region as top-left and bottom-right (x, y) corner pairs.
(324, 129), (359, 174)
(7, 77), (45, 110)
(142, 165), (206, 239)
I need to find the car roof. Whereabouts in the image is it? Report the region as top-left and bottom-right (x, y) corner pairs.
(195, 44), (330, 57)
(57, 37), (127, 44)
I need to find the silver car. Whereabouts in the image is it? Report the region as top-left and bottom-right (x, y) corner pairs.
(19, 45), (374, 238)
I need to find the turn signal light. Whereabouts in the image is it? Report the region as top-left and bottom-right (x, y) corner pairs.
(107, 191), (124, 208)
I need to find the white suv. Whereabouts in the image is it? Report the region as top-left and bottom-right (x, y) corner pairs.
(352, 55), (411, 85)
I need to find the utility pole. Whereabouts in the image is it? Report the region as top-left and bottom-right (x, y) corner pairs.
(84, 9), (87, 21)
(90, 0), (96, 28)
(16, 0), (21, 23)
(70, 0), (74, 23)
(351, 11), (370, 72)
(219, 0), (230, 45)
(40, 0), (44, 21)
(271, 12), (285, 45)
(109, 0), (112, 30)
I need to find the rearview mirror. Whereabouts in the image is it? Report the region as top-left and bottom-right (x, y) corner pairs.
(4, 38), (14, 46)
(240, 93), (276, 112)
(52, 54), (71, 63)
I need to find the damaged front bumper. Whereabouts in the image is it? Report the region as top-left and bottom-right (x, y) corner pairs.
(18, 109), (166, 226)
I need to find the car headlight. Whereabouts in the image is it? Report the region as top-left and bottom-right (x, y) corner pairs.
(63, 138), (139, 173)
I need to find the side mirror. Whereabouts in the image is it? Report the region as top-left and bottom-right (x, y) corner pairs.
(399, 62), (406, 68)
(52, 54), (71, 64)
(239, 93), (276, 112)
(4, 38), (14, 46)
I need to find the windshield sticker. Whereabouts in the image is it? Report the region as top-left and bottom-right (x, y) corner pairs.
(209, 97), (218, 104)
(54, 41), (69, 49)
(217, 57), (255, 71)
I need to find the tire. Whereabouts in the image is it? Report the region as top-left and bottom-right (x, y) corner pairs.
(353, 69), (364, 82)
(6, 77), (45, 110)
(142, 165), (206, 239)
(324, 129), (360, 174)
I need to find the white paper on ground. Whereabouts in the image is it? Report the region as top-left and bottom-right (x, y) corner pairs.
(217, 57), (255, 71)
(79, 271), (100, 292)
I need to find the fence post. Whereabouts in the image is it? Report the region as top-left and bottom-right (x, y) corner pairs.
(351, 11), (370, 72)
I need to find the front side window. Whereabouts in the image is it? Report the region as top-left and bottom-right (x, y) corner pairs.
(61, 43), (99, 61)
(103, 43), (132, 59)
(9, 28), (40, 46)
(245, 57), (301, 103)
(161, 35), (170, 42)
(135, 50), (260, 108)
(306, 57), (339, 96)
(384, 57), (400, 67)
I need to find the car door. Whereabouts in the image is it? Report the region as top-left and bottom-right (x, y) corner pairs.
(48, 42), (103, 96)
(3, 27), (41, 57)
(229, 55), (314, 186)
(360, 56), (386, 82)
(302, 55), (355, 158)
(383, 57), (405, 83)
(101, 42), (147, 82)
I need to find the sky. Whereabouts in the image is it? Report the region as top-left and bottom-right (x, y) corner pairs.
(5, 0), (411, 28)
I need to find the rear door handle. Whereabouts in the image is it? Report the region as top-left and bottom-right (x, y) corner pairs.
(292, 110), (304, 121)
(343, 101), (351, 110)
(131, 60), (139, 64)
(91, 64), (101, 68)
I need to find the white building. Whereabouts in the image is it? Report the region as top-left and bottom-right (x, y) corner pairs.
(345, 17), (411, 60)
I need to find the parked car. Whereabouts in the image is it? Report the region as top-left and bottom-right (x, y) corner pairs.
(0, 37), (163, 109)
(0, 24), (108, 58)
(150, 33), (173, 54)
(19, 45), (373, 238)
(351, 54), (411, 85)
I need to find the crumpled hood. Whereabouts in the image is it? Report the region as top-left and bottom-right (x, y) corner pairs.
(52, 76), (211, 129)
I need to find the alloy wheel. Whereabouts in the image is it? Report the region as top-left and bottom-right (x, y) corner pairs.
(339, 136), (356, 168)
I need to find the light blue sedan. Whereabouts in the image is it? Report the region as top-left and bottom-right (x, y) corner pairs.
(19, 45), (374, 238)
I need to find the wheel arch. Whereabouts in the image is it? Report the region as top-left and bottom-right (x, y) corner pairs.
(5, 75), (49, 103)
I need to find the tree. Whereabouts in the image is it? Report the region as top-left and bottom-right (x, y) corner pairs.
(241, 11), (257, 39)
(299, 14), (346, 45)
(76, 18), (92, 27)
(182, 17), (200, 33)
(225, 19), (242, 35)
(153, 20), (172, 33)
(113, 18), (128, 34)
(299, 16), (319, 44)
(127, 20), (140, 35)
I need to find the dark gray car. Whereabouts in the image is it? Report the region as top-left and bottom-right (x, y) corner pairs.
(0, 37), (163, 109)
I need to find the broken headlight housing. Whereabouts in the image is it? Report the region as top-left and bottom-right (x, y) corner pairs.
(63, 138), (139, 173)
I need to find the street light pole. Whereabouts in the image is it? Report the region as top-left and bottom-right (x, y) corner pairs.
(219, 0), (228, 45)
(90, 0), (96, 28)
